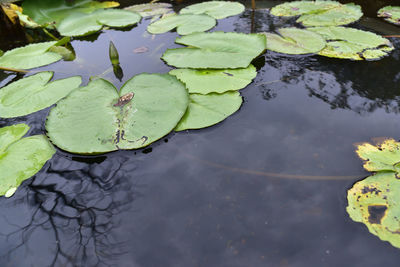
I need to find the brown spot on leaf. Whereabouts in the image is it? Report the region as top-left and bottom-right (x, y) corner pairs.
(368, 205), (387, 224)
(114, 92), (134, 107)
(362, 186), (381, 195)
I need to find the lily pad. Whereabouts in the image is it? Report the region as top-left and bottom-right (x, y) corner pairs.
(347, 172), (400, 249)
(169, 64), (256, 94)
(0, 71), (82, 118)
(124, 3), (173, 17)
(22, 0), (119, 25)
(0, 41), (62, 70)
(265, 27), (326, 55)
(175, 91), (242, 131)
(57, 9), (141, 37)
(308, 27), (393, 60)
(0, 124), (55, 197)
(180, 1), (245, 19)
(162, 32), (267, 69)
(147, 14), (216, 35)
(270, 1), (362, 27)
(378, 6), (400, 26)
(46, 74), (188, 154)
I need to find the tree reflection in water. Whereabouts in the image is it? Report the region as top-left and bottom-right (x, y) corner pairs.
(0, 153), (138, 266)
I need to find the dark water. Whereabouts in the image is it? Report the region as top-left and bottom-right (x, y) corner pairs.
(2, 1), (400, 266)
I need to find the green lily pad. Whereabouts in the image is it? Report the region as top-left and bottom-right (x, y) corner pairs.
(57, 9), (141, 37)
(347, 172), (400, 249)
(0, 71), (81, 118)
(0, 41), (62, 70)
(308, 27), (393, 60)
(22, 0), (120, 25)
(169, 64), (257, 94)
(378, 6), (400, 26)
(179, 1), (245, 19)
(175, 91), (242, 131)
(46, 74), (188, 154)
(124, 3), (173, 17)
(0, 124), (55, 197)
(265, 27), (326, 55)
(270, 1), (362, 27)
(147, 14), (216, 35)
(162, 32), (267, 69)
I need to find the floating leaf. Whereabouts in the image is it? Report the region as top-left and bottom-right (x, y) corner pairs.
(147, 14), (216, 35)
(0, 41), (62, 69)
(175, 91), (242, 131)
(46, 74), (188, 154)
(57, 9), (141, 37)
(378, 6), (400, 26)
(124, 3), (173, 17)
(162, 32), (266, 69)
(270, 1), (362, 27)
(308, 27), (393, 60)
(0, 71), (81, 118)
(347, 172), (400, 249)
(0, 124), (55, 197)
(180, 1), (245, 19)
(265, 27), (326, 55)
(22, 0), (119, 25)
(169, 64), (256, 94)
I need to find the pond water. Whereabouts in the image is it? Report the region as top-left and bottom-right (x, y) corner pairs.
(1, 0), (400, 266)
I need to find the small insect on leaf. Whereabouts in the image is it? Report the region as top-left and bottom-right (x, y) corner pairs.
(114, 92), (134, 107)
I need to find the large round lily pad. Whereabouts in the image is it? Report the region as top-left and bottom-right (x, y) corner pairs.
(162, 32), (267, 69)
(347, 172), (400, 249)
(124, 3), (173, 17)
(169, 65), (257, 94)
(0, 71), (82, 118)
(175, 91), (242, 131)
(270, 1), (362, 27)
(46, 74), (188, 154)
(57, 9), (141, 37)
(0, 41), (62, 70)
(0, 124), (55, 197)
(179, 1), (245, 19)
(265, 27), (326, 55)
(308, 27), (393, 60)
(378, 6), (400, 26)
(147, 14), (216, 35)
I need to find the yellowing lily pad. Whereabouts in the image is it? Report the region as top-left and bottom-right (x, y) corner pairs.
(378, 6), (400, 26)
(0, 124), (56, 197)
(265, 27), (326, 55)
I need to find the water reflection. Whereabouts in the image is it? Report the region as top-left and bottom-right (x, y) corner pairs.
(0, 154), (138, 266)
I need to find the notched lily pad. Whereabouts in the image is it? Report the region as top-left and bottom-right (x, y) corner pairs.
(46, 73), (188, 154)
(169, 64), (257, 94)
(347, 172), (400, 249)
(0, 71), (82, 118)
(264, 27), (326, 55)
(0, 41), (62, 70)
(378, 6), (400, 26)
(0, 123), (55, 197)
(270, 1), (362, 27)
(124, 3), (173, 17)
(175, 91), (242, 131)
(179, 1), (245, 19)
(162, 32), (267, 69)
(147, 14), (216, 35)
(308, 26), (393, 60)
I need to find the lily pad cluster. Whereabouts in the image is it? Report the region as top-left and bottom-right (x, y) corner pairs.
(378, 6), (400, 26)
(267, 1), (393, 60)
(147, 1), (245, 35)
(347, 139), (400, 249)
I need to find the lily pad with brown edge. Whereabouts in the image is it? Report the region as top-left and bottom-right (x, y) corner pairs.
(179, 1), (245, 19)
(169, 65), (257, 94)
(270, 1), (362, 27)
(162, 32), (267, 69)
(378, 6), (400, 26)
(347, 172), (400, 249)
(46, 73), (188, 154)
(307, 26), (393, 60)
(147, 14), (216, 35)
(264, 27), (326, 55)
(0, 123), (56, 197)
(175, 91), (242, 131)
